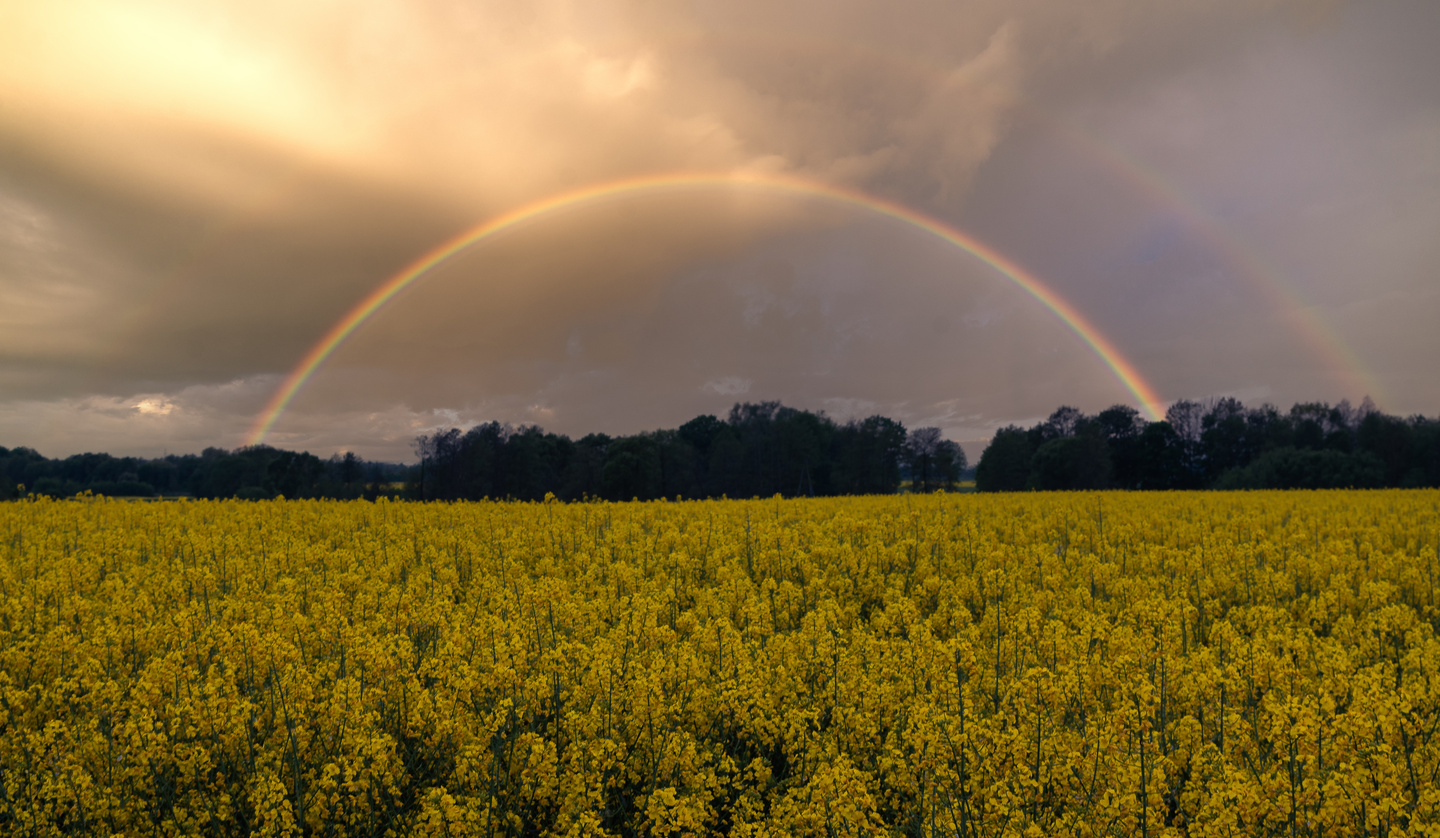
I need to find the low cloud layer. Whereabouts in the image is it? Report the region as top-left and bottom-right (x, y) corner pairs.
(2, 0), (1437, 460)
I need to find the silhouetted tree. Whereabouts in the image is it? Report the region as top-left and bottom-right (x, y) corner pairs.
(265, 449), (325, 498)
(503, 426), (572, 500)
(1409, 418), (1440, 487)
(975, 426), (1033, 492)
(1028, 432), (1112, 490)
(1200, 397), (1252, 482)
(599, 435), (659, 500)
(1289, 401), (1355, 452)
(833, 415), (906, 495)
(933, 439), (967, 490)
(561, 433), (610, 499)
(1044, 406), (1084, 439)
(904, 427), (964, 491)
(1165, 399), (1205, 485)
(1213, 447), (1384, 489)
(776, 409), (833, 496)
(706, 426), (745, 498)
(1131, 421), (1186, 489)
(1096, 405), (1144, 488)
(1355, 411), (1418, 487)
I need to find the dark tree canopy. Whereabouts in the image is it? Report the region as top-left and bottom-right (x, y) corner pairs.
(7, 396), (1436, 501)
(975, 397), (1440, 491)
(408, 403), (925, 502)
(974, 426), (1032, 492)
(0, 444), (406, 501)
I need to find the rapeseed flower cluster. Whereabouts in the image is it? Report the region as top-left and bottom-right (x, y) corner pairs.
(1, 490), (1438, 836)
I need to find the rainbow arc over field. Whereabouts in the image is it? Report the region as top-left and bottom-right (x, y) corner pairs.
(625, 29), (1384, 403)
(1043, 122), (1387, 406)
(247, 171), (1165, 445)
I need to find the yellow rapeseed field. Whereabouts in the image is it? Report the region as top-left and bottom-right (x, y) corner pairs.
(2, 491), (1439, 837)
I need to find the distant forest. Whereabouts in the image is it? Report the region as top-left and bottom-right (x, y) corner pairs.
(412, 402), (965, 501)
(975, 397), (1440, 491)
(0, 445), (410, 502)
(0, 402), (966, 501)
(3, 397), (1437, 501)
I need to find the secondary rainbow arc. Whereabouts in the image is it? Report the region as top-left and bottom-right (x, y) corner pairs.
(1041, 120), (1387, 406)
(247, 171), (1165, 446)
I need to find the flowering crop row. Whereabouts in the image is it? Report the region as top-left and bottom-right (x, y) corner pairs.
(2, 491), (1439, 836)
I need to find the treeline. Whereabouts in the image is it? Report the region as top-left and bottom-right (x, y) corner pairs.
(414, 401), (967, 501)
(976, 397), (1440, 491)
(0, 402), (966, 502)
(0, 445), (408, 501)
(9, 396), (1436, 501)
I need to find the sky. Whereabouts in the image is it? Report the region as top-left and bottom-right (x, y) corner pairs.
(1, 0), (1437, 462)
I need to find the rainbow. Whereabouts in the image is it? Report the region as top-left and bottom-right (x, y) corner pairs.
(247, 171), (1165, 445)
(617, 29), (1385, 404)
(1044, 120), (1388, 406)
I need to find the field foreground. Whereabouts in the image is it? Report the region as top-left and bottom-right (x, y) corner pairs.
(2, 492), (1439, 837)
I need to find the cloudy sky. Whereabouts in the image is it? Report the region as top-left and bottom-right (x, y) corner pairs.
(2, 0), (1436, 461)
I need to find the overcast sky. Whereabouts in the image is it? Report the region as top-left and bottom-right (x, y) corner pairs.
(2, 0), (1437, 461)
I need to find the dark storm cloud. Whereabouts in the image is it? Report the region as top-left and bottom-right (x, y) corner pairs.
(1, 0), (1435, 459)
